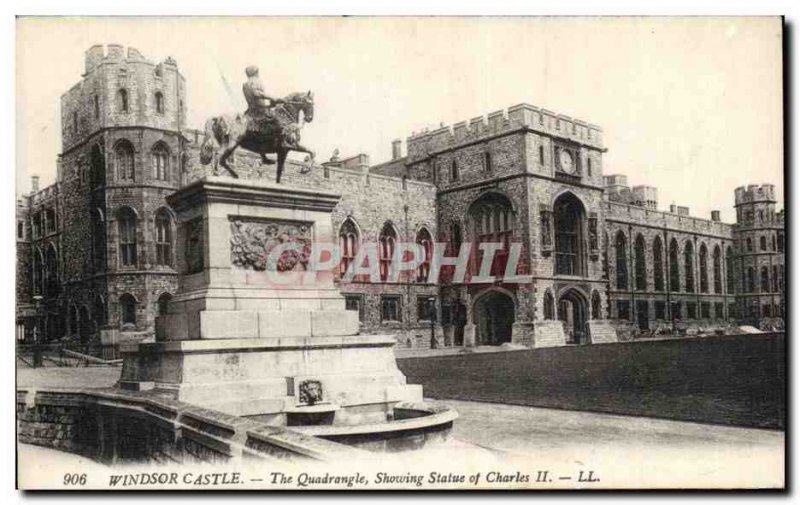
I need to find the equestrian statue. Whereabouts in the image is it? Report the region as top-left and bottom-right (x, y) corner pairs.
(199, 65), (315, 184)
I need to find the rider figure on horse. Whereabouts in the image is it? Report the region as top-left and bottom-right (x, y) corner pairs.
(243, 65), (283, 133)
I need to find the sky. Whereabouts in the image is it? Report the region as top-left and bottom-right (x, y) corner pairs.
(15, 16), (783, 222)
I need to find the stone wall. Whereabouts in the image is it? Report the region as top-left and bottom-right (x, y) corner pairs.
(17, 387), (363, 465)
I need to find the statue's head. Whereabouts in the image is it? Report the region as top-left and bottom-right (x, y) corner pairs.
(245, 65), (259, 77)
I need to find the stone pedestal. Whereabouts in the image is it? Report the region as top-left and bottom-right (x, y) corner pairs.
(462, 323), (476, 347)
(120, 177), (422, 425)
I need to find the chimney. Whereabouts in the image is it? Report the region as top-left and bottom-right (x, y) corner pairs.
(391, 139), (402, 160)
(31, 176), (39, 193)
(711, 210), (721, 222)
(669, 204), (677, 214)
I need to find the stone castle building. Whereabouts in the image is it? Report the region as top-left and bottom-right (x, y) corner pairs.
(15, 45), (785, 352)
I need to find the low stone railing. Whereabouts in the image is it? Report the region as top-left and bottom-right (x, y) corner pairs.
(16, 387), (364, 465)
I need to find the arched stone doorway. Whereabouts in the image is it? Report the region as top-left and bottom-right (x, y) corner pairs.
(473, 291), (515, 346)
(558, 288), (588, 344)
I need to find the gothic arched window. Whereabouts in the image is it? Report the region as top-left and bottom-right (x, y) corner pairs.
(684, 241), (695, 293)
(653, 236), (665, 291)
(152, 143), (170, 181)
(416, 227), (433, 283)
(470, 193), (514, 276)
(117, 88), (129, 113)
(760, 266), (770, 292)
(157, 293), (172, 316)
(155, 92), (165, 114)
(760, 236), (767, 251)
(338, 218), (359, 277)
(154, 209), (173, 266)
(634, 234), (646, 291)
(713, 246), (722, 294)
(115, 141), (135, 181)
(669, 239), (680, 292)
(699, 243), (709, 293)
(554, 193), (586, 276)
(378, 222), (397, 282)
(116, 207), (138, 267)
(615, 231), (628, 289)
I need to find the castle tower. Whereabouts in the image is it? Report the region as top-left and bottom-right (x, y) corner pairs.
(732, 184), (785, 324)
(54, 44), (187, 346)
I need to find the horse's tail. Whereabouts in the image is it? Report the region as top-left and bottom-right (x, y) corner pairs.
(200, 117), (220, 165)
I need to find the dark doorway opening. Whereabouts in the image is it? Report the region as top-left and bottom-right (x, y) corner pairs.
(474, 292), (515, 346)
(558, 289), (588, 344)
(453, 301), (467, 346)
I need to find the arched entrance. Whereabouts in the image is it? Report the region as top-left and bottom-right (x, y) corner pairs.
(558, 288), (588, 344)
(473, 291), (515, 346)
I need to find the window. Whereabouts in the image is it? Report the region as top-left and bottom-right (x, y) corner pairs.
(634, 234), (646, 291)
(760, 266), (769, 292)
(538, 145), (544, 165)
(416, 228), (433, 282)
(45, 245), (59, 297)
(746, 267), (755, 293)
(759, 236), (767, 251)
(471, 193), (514, 276)
(554, 193), (585, 276)
(615, 232), (628, 289)
(699, 244), (709, 293)
(92, 209), (106, 269)
(17, 221), (23, 239)
(483, 151), (492, 172)
(715, 302), (724, 319)
(701, 302), (711, 319)
(543, 291), (554, 320)
(117, 207), (137, 266)
(686, 302), (697, 319)
(338, 218), (359, 277)
(417, 296), (435, 321)
(344, 294), (364, 321)
(587, 157), (593, 176)
(655, 301), (666, 320)
(617, 300), (630, 320)
(669, 239), (681, 291)
(381, 295), (401, 322)
(653, 237), (665, 291)
(72, 112), (78, 133)
(115, 141), (135, 181)
(726, 246), (735, 293)
(94, 95), (99, 119)
(728, 303), (737, 320)
(684, 241), (695, 293)
(378, 223), (397, 282)
(31, 250), (43, 295)
(155, 210), (172, 266)
(746, 238), (752, 252)
(772, 235), (777, 251)
(777, 233), (784, 252)
(713, 246), (722, 294)
(152, 143), (170, 181)
(450, 159), (459, 182)
(772, 265), (779, 293)
(155, 92), (165, 114)
(117, 89), (129, 113)
(120, 293), (136, 325)
(157, 293), (172, 316)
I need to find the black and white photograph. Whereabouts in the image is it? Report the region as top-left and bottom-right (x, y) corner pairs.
(12, 14), (786, 490)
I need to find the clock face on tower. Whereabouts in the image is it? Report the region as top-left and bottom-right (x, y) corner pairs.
(559, 149), (575, 174)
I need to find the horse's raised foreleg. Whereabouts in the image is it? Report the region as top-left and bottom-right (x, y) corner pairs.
(219, 143), (240, 179)
(276, 149), (288, 184)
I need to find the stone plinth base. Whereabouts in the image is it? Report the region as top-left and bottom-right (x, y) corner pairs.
(533, 320), (567, 348)
(587, 320), (619, 344)
(119, 335), (422, 425)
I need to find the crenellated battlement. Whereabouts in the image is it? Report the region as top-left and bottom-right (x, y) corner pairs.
(405, 103), (603, 161)
(734, 184), (776, 206)
(84, 44), (176, 75)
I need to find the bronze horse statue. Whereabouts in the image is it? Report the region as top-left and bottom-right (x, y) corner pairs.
(200, 91), (315, 183)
